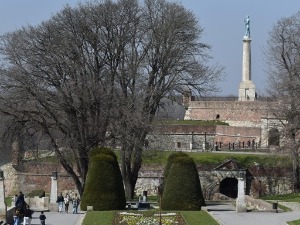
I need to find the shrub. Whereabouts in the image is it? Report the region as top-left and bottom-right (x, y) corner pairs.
(162, 152), (189, 190)
(26, 189), (45, 198)
(80, 153), (126, 211)
(88, 146), (117, 161)
(162, 156), (205, 210)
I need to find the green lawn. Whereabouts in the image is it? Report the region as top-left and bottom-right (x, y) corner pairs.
(288, 220), (300, 225)
(82, 210), (219, 225)
(261, 193), (300, 203)
(139, 150), (290, 168)
(181, 211), (220, 225)
(82, 211), (115, 225)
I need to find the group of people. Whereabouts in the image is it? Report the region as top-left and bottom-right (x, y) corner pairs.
(13, 191), (80, 225)
(56, 192), (80, 214)
(13, 191), (35, 225)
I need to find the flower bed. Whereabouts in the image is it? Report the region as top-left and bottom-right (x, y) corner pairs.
(114, 212), (187, 225)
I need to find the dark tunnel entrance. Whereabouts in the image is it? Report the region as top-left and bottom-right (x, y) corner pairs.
(220, 177), (238, 198)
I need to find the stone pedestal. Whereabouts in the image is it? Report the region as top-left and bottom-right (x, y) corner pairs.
(236, 177), (247, 212)
(50, 176), (58, 204)
(0, 179), (6, 220)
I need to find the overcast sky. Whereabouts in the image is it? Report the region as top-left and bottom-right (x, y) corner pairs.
(1, 0), (300, 96)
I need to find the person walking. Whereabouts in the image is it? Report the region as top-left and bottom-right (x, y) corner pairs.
(64, 193), (70, 213)
(13, 207), (22, 225)
(39, 212), (46, 225)
(15, 191), (25, 209)
(56, 193), (64, 213)
(23, 204), (33, 225)
(12, 194), (18, 207)
(72, 193), (80, 214)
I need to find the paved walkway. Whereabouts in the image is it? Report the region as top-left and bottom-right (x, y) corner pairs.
(28, 209), (85, 225)
(26, 201), (300, 225)
(205, 202), (300, 225)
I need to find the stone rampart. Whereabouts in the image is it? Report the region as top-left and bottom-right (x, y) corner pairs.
(148, 125), (261, 150)
(1, 162), (293, 201)
(184, 100), (268, 127)
(215, 126), (261, 145)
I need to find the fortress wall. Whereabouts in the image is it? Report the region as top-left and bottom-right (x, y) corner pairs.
(2, 162), (292, 199)
(215, 125), (261, 146)
(185, 101), (268, 124)
(2, 162), (76, 196)
(152, 125), (216, 134)
(148, 125), (261, 150)
(216, 125), (260, 136)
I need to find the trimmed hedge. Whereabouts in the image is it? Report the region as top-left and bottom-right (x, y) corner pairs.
(80, 149), (126, 211)
(88, 146), (117, 161)
(162, 156), (205, 210)
(162, 152), (189, 190)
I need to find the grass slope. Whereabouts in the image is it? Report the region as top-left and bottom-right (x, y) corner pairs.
(140, 150), (290, 168)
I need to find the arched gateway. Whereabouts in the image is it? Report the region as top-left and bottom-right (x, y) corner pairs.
(199, 159), (248, 200)
(220, 177), (238, 198)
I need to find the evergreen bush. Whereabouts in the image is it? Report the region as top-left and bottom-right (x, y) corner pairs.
(162, 156), (205, 210)
(162, 152), (189, 190)
(88, 146), (117, 160)
(26, 189), (46, 198)
(80, 152), (126, 211)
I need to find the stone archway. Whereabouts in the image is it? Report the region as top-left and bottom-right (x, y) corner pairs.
(220, 177), (238, 198)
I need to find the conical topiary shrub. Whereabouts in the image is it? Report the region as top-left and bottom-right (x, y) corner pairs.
(162, 152), (189, 190)
(161, 156), (205, 210)
(88, 146), (117, 160)
(80, 151), (126, 211)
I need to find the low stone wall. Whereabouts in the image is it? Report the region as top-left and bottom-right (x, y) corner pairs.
(0, 163), (293, 202)
(25, 196), (49, 211)
(245, 195), (281, 212)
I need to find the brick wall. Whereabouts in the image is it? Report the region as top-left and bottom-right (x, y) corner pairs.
(184, 100), (269, 127)
(148, 125), (261, 150)
(215, 125), (261, 146)
(3, 162), (76, 196)
(1, 162), (293, 199)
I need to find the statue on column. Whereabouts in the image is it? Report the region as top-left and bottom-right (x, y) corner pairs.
(244, 15), (250, 37)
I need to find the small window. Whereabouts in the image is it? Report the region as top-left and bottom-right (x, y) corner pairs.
(216, 114), (220, 119)
(176, 142), (181, 148)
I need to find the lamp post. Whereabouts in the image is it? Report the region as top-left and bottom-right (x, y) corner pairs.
(204, 132), (207, 150)
(157, 177), (163, 225)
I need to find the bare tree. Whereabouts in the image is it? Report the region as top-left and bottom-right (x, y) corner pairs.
(0, 1), (127, 195)
(113, 0), (223, 198)
(265, 11), (300, 192)
(0, 0), (222, 197)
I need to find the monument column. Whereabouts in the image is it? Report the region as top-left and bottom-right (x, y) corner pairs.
(242, 38), (251, 82)
(239, 16), (256, 101)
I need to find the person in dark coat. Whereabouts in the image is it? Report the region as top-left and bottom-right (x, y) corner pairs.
(15, 191), (25, 208)
(56, 193), (64, 213)
(23, 204), (33, 225)
(39, 211), (46, 225)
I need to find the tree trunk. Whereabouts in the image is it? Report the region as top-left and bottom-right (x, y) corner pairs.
(292, 148), (300, 192)
(120, 142), (143, 199)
